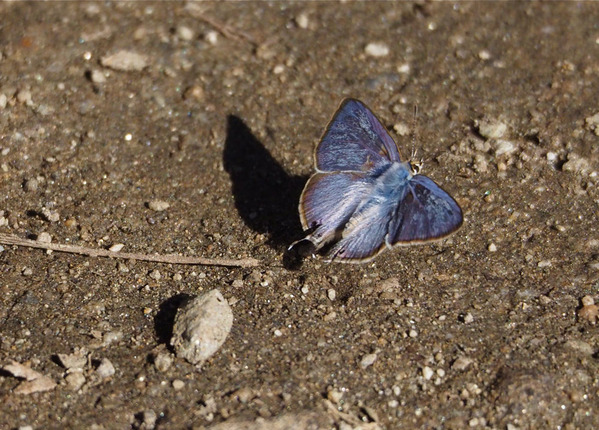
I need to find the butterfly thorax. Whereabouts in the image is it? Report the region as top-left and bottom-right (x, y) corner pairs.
(371, 162), (413, 198)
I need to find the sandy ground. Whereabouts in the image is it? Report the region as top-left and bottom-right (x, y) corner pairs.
(1, 2), (598, 429)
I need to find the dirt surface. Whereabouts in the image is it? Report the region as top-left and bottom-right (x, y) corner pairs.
(1, 2), (598, 429)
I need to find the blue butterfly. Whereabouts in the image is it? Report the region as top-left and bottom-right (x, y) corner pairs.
(294, 98), (463, 263)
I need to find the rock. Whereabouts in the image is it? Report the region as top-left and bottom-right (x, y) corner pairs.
(109, 243), (125, 252)
(176, 25), (194, 41)
(477, 118), (508, 139)
(360, 352), (377, 369)
(365, 42), (389, 57)
(148, 200), (170, 211)
(153, 351), (173, 372)
(65, 372), (86, 391)
(96, 358), (115, 378)
(170, 289), (233, 365)
(90, 69), (106, 83)
(101, 50), (148, 71)
(36, 232), (52, 243)
(57, 352), (87, 370)
(452, 356), (473, 371)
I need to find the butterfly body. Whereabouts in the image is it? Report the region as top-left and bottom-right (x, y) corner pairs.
(296, 99), (463, 263)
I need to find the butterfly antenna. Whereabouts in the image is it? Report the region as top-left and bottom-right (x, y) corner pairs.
(411, 105), (419, 161)
(409, 105), (425, 174)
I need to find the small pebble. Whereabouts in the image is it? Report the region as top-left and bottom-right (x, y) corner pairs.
(478, 49), (491, 60)
(360, 353), (377, 369)
(90, 69), (106, 83)
(463, 313), (474, 324)
(231, 386), (254, 403)
(0, 93), (7, 109)
(22, 267), (33, 276)
(452, 356), (473, 371)
(149, 269), (161, 280)
(327, 388), (343, 404)
(422, 366), (434, 380)
(183, 85), (204, 101)
(102, 330), (123, 346)
(170, 289), (233, 365)
(393, 122), (410, 137)
(323, 311), (336, 322)
(562, 152), (591, 174)
(141, 409), (157, 430)
(172, 379), (185, 390)
(274, 329), (283, 337)
(295, 12), (309, 29)
(154, 352), (173, 372)
(477, 119), (507, 139)
(65, 372), (86, 391)
(41, 208), (60, 223)
(109, 243), (124, 252)
(16, 89), (32, 105)
(148, 200), (170, 211)
(495, 139), (516, 156)
(176, 25), (194, 41)
(408, 329), (418, 338)
(365, 42), (390, 57)
(327, 288), (336, 301)
(23, 178), (38, 192)
(579, 296), (598, 324)
(101, 50), (148, 71)
(64, 218), (78, 228)
(564, 339), (594, 355)
(581, 295), (595, 306)
(488, 243), (497, 252)
(585, 112), (599, 136)
(57, 353), (87, 370)
(205, 30), (218, 45)
(173, 273), (183, 281)
(96, 358), (115, 378)
(37, 232), (52, 243)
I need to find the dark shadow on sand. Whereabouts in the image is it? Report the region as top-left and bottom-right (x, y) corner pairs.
(223, 115), (307, 267)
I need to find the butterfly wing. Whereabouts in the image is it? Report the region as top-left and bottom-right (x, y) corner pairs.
(315, 99), (401, 173)
(299, 171), (374, 249)
(325, 197), (398, 262)
(387, 175), (463, 245)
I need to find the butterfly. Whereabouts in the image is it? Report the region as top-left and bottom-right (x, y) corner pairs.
(293, 98), (463, 263)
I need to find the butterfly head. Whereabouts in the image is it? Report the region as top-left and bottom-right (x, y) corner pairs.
(409, 160), (423, 175)
(408, 147), (424, 175)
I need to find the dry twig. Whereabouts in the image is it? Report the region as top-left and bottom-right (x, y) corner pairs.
(0, 233), (260, 268)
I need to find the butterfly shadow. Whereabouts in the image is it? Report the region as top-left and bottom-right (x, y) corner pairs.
(223, 115), (307, 269)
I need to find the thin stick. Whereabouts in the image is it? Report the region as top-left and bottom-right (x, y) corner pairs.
(0, 233), (259, 268)
(186, 5), (257, 46)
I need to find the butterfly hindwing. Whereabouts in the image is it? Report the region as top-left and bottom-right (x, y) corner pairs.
(315, 99), (401, 173)
(325, 185), (400, 262)
(387, 175), (463, 245)
(300, 171), (373, 248)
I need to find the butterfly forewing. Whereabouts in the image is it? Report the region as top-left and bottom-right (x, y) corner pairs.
(315, 99), (401, 172)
